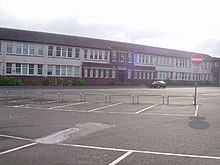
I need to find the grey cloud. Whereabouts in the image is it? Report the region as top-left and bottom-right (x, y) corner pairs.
(0, 11), (165, 43)
(125, 28), (165, 42)
(197, 39), (220, 57)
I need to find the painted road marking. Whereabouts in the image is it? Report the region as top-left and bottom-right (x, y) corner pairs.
(194, 104), (199, 116)
(6, 104), (191, 117)
(2, 133), (220, 161)
(0, 143), (37, 155)
(88, 102), (123, 112)
(0, 134), (31, 141)
(59, 143), (129, 152)
(10, 100), (61, 108)
(59, 143), (220, 161)
(135, 103), (158, 114)
(8, 98), (36, 103)
(48, 102), (88, 109)
(109, 151), (133, 165)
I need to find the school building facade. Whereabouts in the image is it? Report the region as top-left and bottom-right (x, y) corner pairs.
(0, 27), (220, 86)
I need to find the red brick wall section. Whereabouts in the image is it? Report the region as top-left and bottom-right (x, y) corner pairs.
(6, 76), (153, 86)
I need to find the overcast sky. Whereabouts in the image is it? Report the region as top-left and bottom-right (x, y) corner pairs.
(0, 0), (220, 57)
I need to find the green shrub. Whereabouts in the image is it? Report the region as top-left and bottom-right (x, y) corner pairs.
(16, 79), (24, 86)
(198, 80), (211, 86)
(0, 77), (17, 86)
(74, 79), (86, 86)
(57, 78), (64, 86)
(42, 79), (50, 86)
(31, 80), (37, 86)
(67, 80), (73, 86)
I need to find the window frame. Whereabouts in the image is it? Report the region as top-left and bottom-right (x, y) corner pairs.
(112, 51), (116, 62)
(56, 46), (61, 57)
(28, 64), (34, 74)
(37, 64), (43, 75)
(84, 49), (88, 59)
(16, 43), (22, 54)
(38, 45), (44, 55)
(48, 46), (54, 56)
(47, 65), (53, 75)
(74, 66), (79, 77)
(128, 53), (132, 63)
(112, 70), (116, 78)
(6, 63), (12, 74)
(67, 47), (72, 58)
(75, 48), (80, 59)
(16, 63), (21, 74)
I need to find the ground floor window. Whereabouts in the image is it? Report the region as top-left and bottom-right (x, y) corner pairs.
(128, 70), (132, 79)
(100, 69), (104, 78)
(157, 71), (173, 80)
(83, 68), (116, 79)
(47, 65), (53, 75)
(134, 71), (138, 79)
(112, 70), (116, 78)
(6, 63), (12, 74)
(95, 69), (99, 78)
(14, 63), (34, 75)
(84, 68), (88, 78)
(38, 64), (43, 75)
(73, 66), (79, 77)
(55, 65), (72, 76)
(90, 69), (93, 78)
(105, 70), (109, 78)
(133, 71), (154, 79)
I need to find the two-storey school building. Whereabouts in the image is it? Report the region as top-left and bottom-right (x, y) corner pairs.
(0, 27), (220, 86)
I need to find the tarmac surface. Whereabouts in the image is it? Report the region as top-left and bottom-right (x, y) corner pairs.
(0, 86), (220, 164)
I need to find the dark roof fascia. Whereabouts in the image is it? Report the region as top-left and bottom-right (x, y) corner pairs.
(0, 27), (213, 59)
(0, 27), (111, 50)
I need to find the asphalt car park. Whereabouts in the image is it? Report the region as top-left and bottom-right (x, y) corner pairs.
(0, 86), (220, 164)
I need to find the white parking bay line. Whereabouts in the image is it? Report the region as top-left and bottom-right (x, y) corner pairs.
(8, 98), (35, 103)
(49, 102), (88, 109)
(88, 102), (123, 112)
(59, 143), (220, 161)
(135, 103), (158, 114)
(0, 134), (31, 141)
(109, 151), (133, 165)
(0, 143), (37, 155)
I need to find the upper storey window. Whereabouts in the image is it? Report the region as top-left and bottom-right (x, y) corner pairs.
(48, 46), (53, 56)
(56, 46), (61, 56)
(6, 41), (43, 56)
(68, 47), (72, 57)
(16, 43), (22, 54)
(84, 49), (88, 59)
(38, 45), (44, 55)
(134, 53), (153, 65)
(128, 53), (132, 63)
(50, 45), (80, 58)
(112, 51), (116, 62)
(7, 42), (13, 54)
(87, 49), (108, 61)
(175, 58), (189, 67)
(75, 48), (80, 59)
(119, 52), (125, 62)
(104, 51), (108, 60)
(16, 43), (35, 55)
